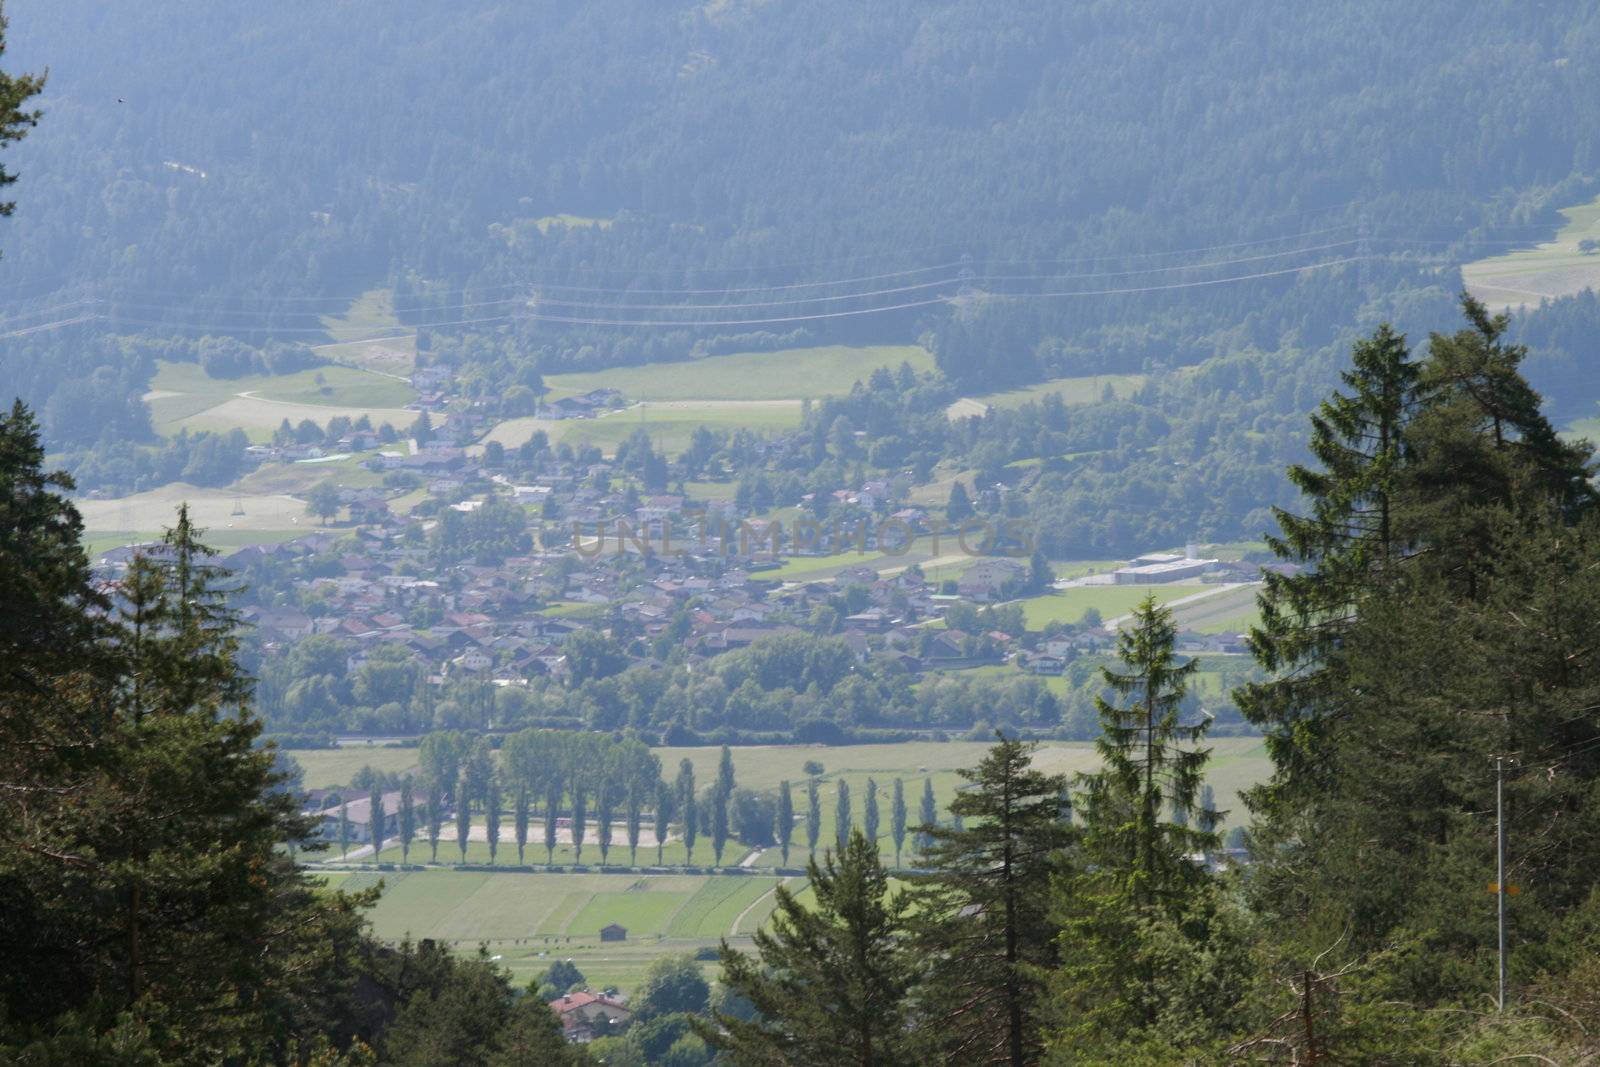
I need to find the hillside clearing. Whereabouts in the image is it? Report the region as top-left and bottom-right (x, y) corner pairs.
(542, 344), (933, 401)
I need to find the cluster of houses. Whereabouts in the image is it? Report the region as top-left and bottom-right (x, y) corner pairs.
(93, 394), (1266, 708)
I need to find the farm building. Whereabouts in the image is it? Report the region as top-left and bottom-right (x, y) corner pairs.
(551, 991), (631, 1043)
(599, 923), (627, 942)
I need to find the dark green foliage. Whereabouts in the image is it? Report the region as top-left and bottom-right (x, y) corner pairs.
(1078, 596), (1214, 907)
(774, 781), (794, 864)
(705, 830), (926, 1067)
(634, 955), (710, 1021)
(834, 778), (851, 852)
(916, 737), (1074, 1067)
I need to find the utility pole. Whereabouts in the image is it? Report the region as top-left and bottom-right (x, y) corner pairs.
(1495, 754), (1507, 1012)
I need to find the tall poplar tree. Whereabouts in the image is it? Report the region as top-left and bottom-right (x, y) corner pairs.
(399, 778), (416, 864)
(426, 785), (442, 862)
(654, 779), (674, 866)
(514, 786), (530, 865)
(485, 775), (502, 865)
(676, 759), (697, 865)
(891, 778), (907, 867)
(864, 777), (880, 847)
(455, 772), (472, 863)
(368, 786), (385, 859)
(597, 781), (615, 865)
(544, 776), (562, 865)
(805, 778), (822, 859)
(775, 779), (795, 865)
(835, 778), (852, 852)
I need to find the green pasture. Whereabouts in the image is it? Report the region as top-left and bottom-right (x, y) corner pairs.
(961, 373), (1147, 413)
(482, 402), (801, 457)
(290, 746), (419, 790)
(343, 868), (791, 991)
(1462, 192), (1600, 309)
(541, 344), (933, 402)
(1001, 583), (1201, 630)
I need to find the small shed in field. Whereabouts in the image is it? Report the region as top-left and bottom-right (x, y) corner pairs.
(599, 923), (627, 942)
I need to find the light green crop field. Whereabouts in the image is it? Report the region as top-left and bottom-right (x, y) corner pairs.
(482, 402), (802, 457)
(307, 738), (1270, 990)
(83, 527), (308, 558)
(542, 344), (933, 402)
(288, 746), (419, 790)
(949, 373), (1147, 419)
(1463, 192), (1600, 311)
(1167, 583), (1263, 634)
(1011, 584), (1202, 629)
(76, 483), (317, 542)
(146, 360), (416, 441)
(342, 869), (791, 991)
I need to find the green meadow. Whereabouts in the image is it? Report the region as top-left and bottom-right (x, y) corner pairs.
(542, 344), (933, 401)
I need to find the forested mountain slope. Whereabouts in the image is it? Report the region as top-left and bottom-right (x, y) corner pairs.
(3, 1), (1598, 316)
(7, 1), (1600, 550)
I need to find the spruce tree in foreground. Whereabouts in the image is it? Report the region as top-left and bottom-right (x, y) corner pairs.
(704, 829), (927, 1067)
(916, 736), (1072, 1067)
(1077, 595), (1212, 905)
(1241, 322), (1418, 805)
(1049, 595), (1216, 1049)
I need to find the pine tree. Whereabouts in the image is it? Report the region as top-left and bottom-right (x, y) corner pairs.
(1078, 595), (1213, 905)
(775, 779), (794, 865)
(338, 800), (351, 859)
(704, 830), (927, 1067)
(805, 778), (821, 858)
(917, 736), (1073, 1067)
(891, 778), (907, 867)
(1240, 322), (1418, 802)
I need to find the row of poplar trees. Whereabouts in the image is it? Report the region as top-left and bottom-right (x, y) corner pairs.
(694, 297), (1600, 1066)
